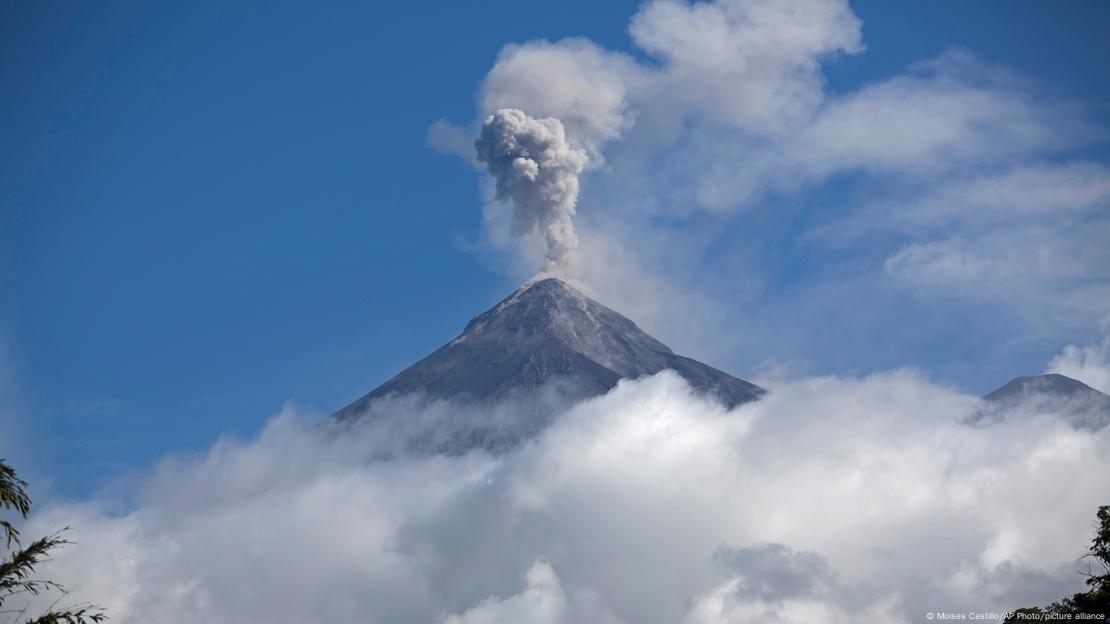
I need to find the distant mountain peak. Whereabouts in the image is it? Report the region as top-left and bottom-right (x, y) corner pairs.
(977, 373), (1110, 430)
(983, 373), (1107, 403)
(335, 277), (763, 428)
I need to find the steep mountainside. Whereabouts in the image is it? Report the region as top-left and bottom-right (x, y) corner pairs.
(335, 277), (764, 422)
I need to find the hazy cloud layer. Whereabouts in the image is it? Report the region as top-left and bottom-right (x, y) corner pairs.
(24, 367), (1109, 623)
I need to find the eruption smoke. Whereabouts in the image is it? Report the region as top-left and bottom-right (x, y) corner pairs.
(475, 108), (588, 274)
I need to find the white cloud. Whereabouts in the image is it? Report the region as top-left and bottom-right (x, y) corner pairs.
(23, 369), (1110, 623)
(792, 54), (1059, 179)
(440, 562), (570, 624)
(427, 118), (477, 162)
(1047, 331), (1110, 394)
(628, 0), (862, 136)
(433, 0), (1107, 372)
(440, 561), (626, 624)
(876, 162), (1110, 332)
(683, 577), (905, 624)
(480, 39), (640, 159)
(904, 162), (1110, 226)
(656, 50), (1074, 213)
(461, 2), (1074, 225)
(630, 0), (863, 70)
(477, 0), (864, 164)
(884, 238), (996, 285)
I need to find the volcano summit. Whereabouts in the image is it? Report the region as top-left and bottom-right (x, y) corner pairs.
(335, 278), (763, 424)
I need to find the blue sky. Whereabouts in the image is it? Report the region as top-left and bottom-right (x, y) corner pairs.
(3, 0), (1110, 498)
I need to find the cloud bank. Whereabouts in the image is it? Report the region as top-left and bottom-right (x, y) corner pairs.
(24, 368), (1109, 623)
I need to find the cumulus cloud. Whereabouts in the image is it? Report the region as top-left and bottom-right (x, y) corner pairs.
(712, 543), (836, 602)
(440, 561), (626, 624)
(683, 578), (903, 624)
(627, 0), (862, 136)
(474, 109), (589, 275)
(22, 368), (1110, 623)
(439, 562), (568, 624)
(1047, 331), (1110, 394)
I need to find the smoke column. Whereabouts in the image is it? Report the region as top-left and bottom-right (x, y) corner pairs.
(475, 108), (588, 275)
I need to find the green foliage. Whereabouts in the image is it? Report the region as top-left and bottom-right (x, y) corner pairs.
(1005, 505), (1110, 622)
(0, 459), (106, 624)
(0, 463), (31, 549)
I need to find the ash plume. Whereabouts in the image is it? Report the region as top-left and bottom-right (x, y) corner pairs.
(475, 108), (588, 275)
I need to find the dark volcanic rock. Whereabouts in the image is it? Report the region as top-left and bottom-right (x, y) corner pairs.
(975, 373), (1110, 430)
(984, 373), (1105, 403)
(335, 278), (764, 424)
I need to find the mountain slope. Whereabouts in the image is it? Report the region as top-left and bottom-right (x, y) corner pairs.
(335, 277), (764, 422)
(977, 373), (1110, 430)
(983, 373), (1107, 404)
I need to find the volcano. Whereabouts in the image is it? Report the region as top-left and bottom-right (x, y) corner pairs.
(335, 277), (763, 424)
(975, 373), (1110, 430)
